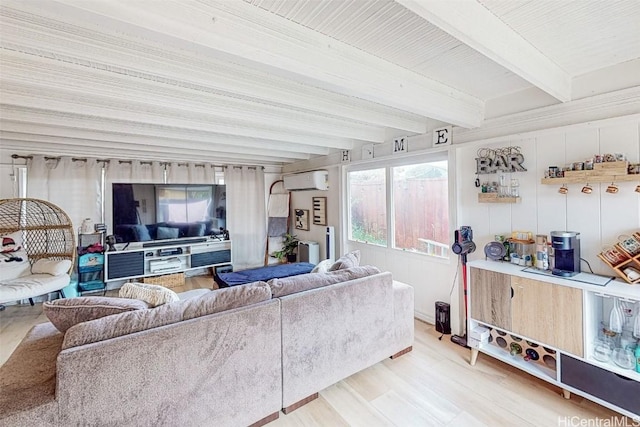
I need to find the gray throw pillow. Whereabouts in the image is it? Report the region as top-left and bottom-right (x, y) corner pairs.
(328, 250), (361, 271)
(44, 297), (150, 333)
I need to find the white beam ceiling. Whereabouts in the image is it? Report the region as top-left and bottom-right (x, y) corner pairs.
(396, 0), (572, 102)
(28, 0), (484, 127)
(1, 0), (633, 166)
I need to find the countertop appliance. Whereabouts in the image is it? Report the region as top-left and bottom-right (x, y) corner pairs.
(551, 231), (580, 277)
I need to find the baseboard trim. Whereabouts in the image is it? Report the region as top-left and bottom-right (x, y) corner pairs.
(282, 393), (319, 414)
(248, 411), (279, 427)
(390, 346), (413, 359)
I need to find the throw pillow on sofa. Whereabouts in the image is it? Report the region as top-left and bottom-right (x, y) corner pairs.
(132, 224), (152, 242)
(327, 250), (361, 271)
(269, 265), (380, 298)
(310, 259), (333, 274)
(44, 297), (150, 332)
(119, 282), (180, 307)
(0, 231), (31, 281)
(156, 226), (179, 240)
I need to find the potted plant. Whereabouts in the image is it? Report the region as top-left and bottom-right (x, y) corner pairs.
(272, 233), (299, 263)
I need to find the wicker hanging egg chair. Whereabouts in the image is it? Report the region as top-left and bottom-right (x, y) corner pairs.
(0, 198), (76, 309)
(0, 198), (76, 267)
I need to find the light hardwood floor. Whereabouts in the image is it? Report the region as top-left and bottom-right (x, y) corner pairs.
(0, 276), (626, 426)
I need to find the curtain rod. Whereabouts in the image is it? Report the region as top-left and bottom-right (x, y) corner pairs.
(226, 165), (265, 170)
(12, 154), (225, 168)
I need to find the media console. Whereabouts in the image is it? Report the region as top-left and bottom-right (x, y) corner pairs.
(104, 239), (232, 282)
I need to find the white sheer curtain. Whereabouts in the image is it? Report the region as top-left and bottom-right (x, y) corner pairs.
(225, 166), (266, 270)
(167, 162), (189, 183)
(187, 163), (218, 184)
(26, 156), (102, 234)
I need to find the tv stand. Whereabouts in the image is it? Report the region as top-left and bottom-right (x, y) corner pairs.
(104, 239), (231, 282)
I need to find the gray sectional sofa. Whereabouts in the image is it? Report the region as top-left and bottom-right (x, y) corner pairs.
(0, 265), (414, 427)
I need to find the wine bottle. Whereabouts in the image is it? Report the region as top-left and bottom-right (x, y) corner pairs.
(524, 348), (539, 361)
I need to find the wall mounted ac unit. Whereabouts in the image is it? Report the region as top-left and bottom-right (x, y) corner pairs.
(283, 170), (328, 191)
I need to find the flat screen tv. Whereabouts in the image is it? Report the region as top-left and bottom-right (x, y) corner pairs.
(112, 183), (226, 244)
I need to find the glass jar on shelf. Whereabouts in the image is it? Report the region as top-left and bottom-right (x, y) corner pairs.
(510, 178), (519, 197)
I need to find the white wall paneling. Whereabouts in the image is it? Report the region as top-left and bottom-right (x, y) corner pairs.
(535, 133), (567, 234)
(458, 117), (640, 279)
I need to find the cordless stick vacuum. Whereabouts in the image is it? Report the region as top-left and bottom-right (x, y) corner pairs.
(450, 226), (476, 347)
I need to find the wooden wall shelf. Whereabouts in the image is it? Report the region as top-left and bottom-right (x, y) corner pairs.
(477, 194), (521, 203)
(541, 174), (639, 185)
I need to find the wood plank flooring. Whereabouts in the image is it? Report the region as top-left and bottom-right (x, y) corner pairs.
(0, 275), (626, 426)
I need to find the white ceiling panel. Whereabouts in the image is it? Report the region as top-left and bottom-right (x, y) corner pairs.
(480, 0), (640, 75)
(246, 0), (531, 99)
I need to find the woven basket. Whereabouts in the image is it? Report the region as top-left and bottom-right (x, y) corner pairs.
(142, 272), (185, 289)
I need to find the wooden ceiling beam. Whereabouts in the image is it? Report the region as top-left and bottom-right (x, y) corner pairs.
(396, 0), (572, 102)
(0, 8), (429, 134)
(0, 121), (331, 156)
(28, 0), (483, 127)
(0, 138), (299, 165)
(0, 131), (312, 161)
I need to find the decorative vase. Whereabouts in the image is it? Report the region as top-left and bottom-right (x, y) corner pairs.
(80, 218), (94, 234)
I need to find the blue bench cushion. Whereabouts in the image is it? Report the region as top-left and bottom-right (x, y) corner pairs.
(216, 263), (315, 287)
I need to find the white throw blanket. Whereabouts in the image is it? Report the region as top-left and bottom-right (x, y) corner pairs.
(267, 194), (289, 217)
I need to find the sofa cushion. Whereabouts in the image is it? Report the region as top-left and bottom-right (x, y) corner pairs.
(62, 300), (184, 349)
(181, 281), (272, 320)
(31, 258), (72, 276)
(119, 282), (180, 307)
(176, 288), (211, 300)
(0, 231), (31, 281)
(268, 265), (381, 298)
(62, 281), (272, 349)
(43, 296), (150, 333)
(328, 250), (361, 271)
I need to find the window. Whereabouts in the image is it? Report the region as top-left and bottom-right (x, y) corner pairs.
(392, 161), (449, 257)
(348, 168), (387, 246)
(347, 155), (449, 258)
(156, 185), (214, 223)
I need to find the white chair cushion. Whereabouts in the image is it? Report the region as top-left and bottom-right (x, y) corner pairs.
(32, 259), (72, 276)
(0, 273), (70, 304)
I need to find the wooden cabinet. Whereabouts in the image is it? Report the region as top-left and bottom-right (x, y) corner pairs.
(469, 268), (512, 331)
(511, 276), (583, 356)
(470, 268), (583, 357)
(468, 260), (639, 420)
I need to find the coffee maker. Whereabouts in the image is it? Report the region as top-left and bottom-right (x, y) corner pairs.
(551, 231), (581, 276)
